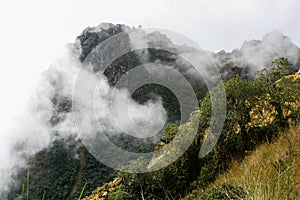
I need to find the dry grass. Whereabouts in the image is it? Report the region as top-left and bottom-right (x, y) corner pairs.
(207, 126), (300, 200)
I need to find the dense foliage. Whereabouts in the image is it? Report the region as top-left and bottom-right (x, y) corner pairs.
(6, 22), (300, 200)
(96, 57), (300, 199)
(7, 138), (116, 200)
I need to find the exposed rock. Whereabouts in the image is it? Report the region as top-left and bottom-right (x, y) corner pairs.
(82, 177), (122, 200)
(8, 23), (300, 200)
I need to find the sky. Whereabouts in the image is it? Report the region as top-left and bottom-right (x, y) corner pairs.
(0, 0), (300, 133)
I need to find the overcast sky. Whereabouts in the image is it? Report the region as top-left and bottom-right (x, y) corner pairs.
(0, 0), (299, 132)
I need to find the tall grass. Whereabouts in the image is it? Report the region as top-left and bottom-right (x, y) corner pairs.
(77, 182), (87, 200)
(21, 166), (30, 200)
(209, 126), (300, 199)
(20, 166), (87, 200)
(21, 183), (25, 200)
(41, 191), (46, 200)
(26, 166), (30, 200)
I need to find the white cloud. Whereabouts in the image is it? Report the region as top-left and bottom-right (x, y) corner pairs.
(0, 0), (299, 193)
(0, 0), (299, 148)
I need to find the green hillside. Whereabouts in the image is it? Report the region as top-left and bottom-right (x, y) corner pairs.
(5, 23), (300, 200)
(82, 59), (300, 200)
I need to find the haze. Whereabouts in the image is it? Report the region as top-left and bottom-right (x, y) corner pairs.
(0, 0), (299, 134)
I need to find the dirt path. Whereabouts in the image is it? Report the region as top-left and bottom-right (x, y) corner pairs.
(70, 147), (86, 197)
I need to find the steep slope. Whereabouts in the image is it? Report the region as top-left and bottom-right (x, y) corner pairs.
(82, 72), (300, 199)
(185, 126), (300, 199)
(5, 23), (300, 199)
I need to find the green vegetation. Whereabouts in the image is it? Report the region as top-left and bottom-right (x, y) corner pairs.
(7, 25), (300, 199)
(189, 127), (300, 200)
(78, 182), (87, 200)
(41, 191), (46, 200)
(21, 166), (30, 200)
(7, 139), (116, 200)
(83, 57), (300, 199)
(26, 167), (30, 200)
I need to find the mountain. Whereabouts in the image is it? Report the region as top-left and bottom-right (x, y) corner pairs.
(82, 68), (300, 200)
(214, 30), (300, 79)
(4, 23), (300, 200)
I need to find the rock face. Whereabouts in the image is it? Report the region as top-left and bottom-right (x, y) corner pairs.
(78, 24), (300, 82)
(78, 23), (130, 62)
(6, 23), (300, 200)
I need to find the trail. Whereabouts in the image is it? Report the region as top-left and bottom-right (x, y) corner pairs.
(70, 147), (86, 197)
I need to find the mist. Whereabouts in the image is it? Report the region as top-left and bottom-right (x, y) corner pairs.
(0, 25), (300, 196)
(0, 46), (167, 196)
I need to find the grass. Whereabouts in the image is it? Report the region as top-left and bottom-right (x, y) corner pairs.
(77, 182), (88, 200)
(21, 166), (30, 200)
(21, 183), (25, 200)
(20, 165), (87, 200)
(41, 191), (46, 200)
(27, 166), (30, 200)
(198, 126), (300, 199)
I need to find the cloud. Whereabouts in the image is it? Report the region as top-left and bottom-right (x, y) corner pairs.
(0, 0), (300, 194)
(0, 46), (167, 196)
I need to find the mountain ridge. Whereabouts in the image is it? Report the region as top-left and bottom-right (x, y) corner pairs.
(3, 23), (300, 200)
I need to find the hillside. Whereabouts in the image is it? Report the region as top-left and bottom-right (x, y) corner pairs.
(82, 71), (300, 199)
(82, 126), (300, 200)
(4, 23), (300, 200)
(185, 126), (300, 199)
